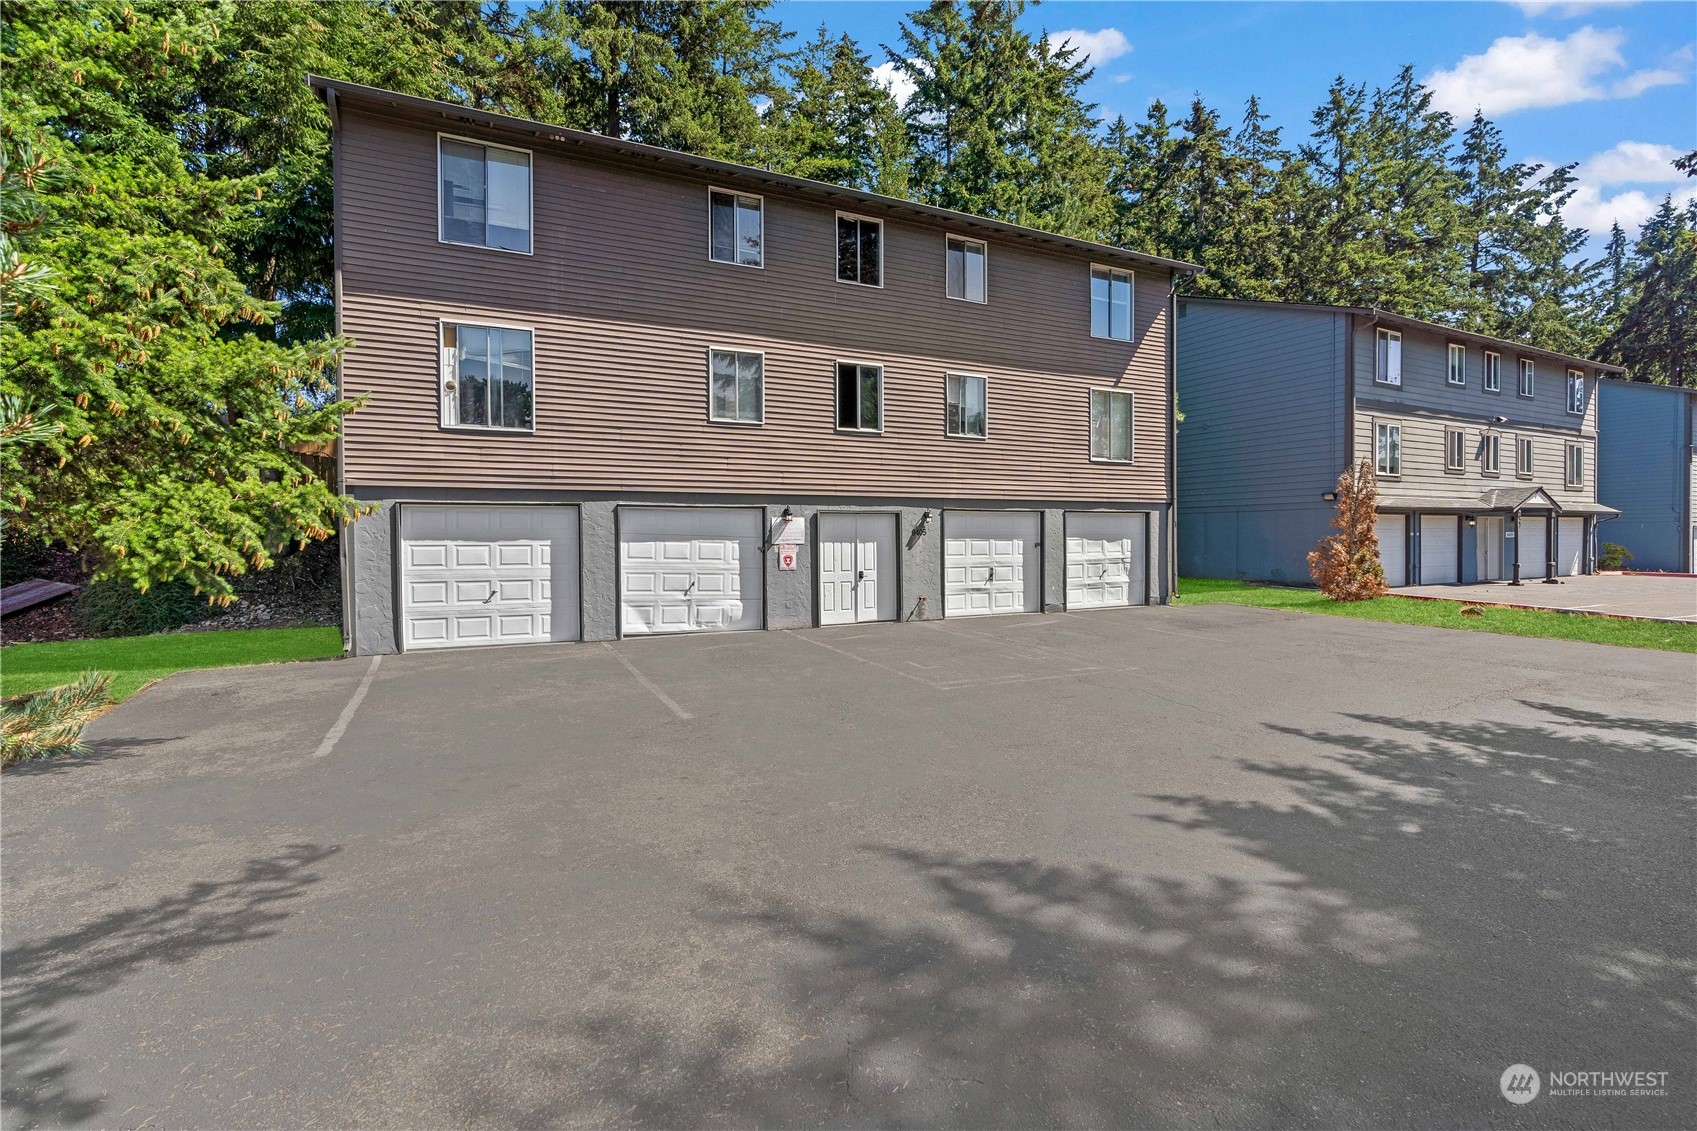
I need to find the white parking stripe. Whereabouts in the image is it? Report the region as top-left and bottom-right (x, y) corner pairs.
(313, 655), (381, 759)
(602, 643), (693, 719)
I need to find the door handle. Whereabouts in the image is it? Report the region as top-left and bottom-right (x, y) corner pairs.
(684, 579), (696, 596)
(483, 591), (496, 603)
(856, 570), (865, 581)
(987, 566), (995, 582)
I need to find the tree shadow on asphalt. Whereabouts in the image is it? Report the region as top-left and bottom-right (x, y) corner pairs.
(0, 843), (338, 1129)
(492, 699), (1690, 1127)
(3, 734), (179, 777)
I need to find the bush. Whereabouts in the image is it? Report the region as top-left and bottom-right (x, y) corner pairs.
(75, 578), (214, 637)
(1597, 542), (1633, 571)
(2, 670), (114, 766)
(0, 536), (56, 587)
(1308, 459), (1389, 601)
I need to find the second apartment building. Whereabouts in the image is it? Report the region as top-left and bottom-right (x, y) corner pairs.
(314, 78), (1198, 655)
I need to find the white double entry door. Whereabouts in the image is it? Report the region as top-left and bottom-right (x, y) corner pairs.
(818, 513), (897, 625)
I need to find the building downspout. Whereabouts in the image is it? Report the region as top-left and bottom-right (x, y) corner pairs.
(1167, 273), (1183, 601)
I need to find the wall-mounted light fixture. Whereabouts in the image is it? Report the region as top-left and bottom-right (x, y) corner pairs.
(920, 509), (934, 529)
(781, 506), (794, 521)
(1466, 514), (1477, 527)
(1490, 415), (1508, 424)
(1321, 491), (1338, 502)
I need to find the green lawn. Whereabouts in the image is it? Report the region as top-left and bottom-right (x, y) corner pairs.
(1175, 577), (1697, 653)
(1, 626), (344, 702)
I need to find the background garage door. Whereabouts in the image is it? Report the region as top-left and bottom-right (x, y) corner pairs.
(1418, 514), (1459, 585)
(1557, 517), (1586, 576)
(1065, 512), (1147, 609)
(1516, 516), (1549, 579)
(944, 511), (1041, 617)
(620, 507), (763, 634)
(1375, 515), (1407, 587)
(400, 505), (579, 651)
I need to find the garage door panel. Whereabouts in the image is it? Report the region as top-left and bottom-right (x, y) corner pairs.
(1557, 518), (1585, 576)
(399, 505), (580, 651)
(1375, 516), (1407, 587)
(1066, 512), (1147, 609)
(944, 511), (1041, 617)
(620, 507), (763, 635)
(1517, 519), (1548, 578)
(1418, 515), (1460, 585)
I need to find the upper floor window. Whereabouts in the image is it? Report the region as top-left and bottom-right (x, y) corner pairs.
(945, 373), (987, 438)
(439, 137), (531, 253)
(1090, 266), (1133, 341)
(946, 235), (987, 303)
(708, 348), (763, 424)
(1090, 389), (1135, 462)
(1566, 443), (1584, 488)
(837, 214), (882, 287)
(441, 322), (533, 431)
(1375, 329), (1402, 386)
(1481, 432), (1501, 475)
(1484, 351), (1501, 392)
(1516, 436), (1534, 479)
(1566, 369), (1586, 415)
(835, 362), (882, 432)
(709, 189), (763, 267)
(1375, 420), (1402, 476)
(1447, 343), (1466, 386)
(1518, 358), (1535, 398)
(1445, 427), (1465, 471)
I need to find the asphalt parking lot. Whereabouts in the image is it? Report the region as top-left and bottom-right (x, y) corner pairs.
(3, 605), (1692, 1129)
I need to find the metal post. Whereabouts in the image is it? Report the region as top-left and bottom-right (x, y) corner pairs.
(1543, 510), (1560, 583)
(1509, 510), (1521, 585)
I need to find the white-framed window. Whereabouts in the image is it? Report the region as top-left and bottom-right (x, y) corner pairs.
(946, 235), (987, 303)
(1376, 329), (1403, 386)
(1484, 350), (1501, 392)
(1090, 265), (1133, 341)
(1375, 420), (1402, 476)
(438, 135), (532, 253)
(1482, 432), (1501, 475)
(1090, 389), (1135, 462)
(1566, 442), (1584, 488)
(1518, 358), (1535, 398)
(708, 188), (763, 267)
(835, 361), (883, 432)
(945, 373), (987, 438)
(836, 212), (883, 287)
(1566, 369), (1586, 415)
(1516, 436), (1534, 479)
(707, 348), (763, 424)
(440, 322), (534, 431)
(1447, 343), (1466, 386)
(1445, 427), (1465, 471)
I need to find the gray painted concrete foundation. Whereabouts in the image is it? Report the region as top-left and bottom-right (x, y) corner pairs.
(344, 488), (1170, 656)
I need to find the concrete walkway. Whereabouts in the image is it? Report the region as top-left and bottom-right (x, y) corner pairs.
(1399, 572), (1697, 622)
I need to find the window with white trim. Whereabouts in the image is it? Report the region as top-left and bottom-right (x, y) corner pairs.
(1090, 389), (1135, 462)
(1484, 350), (1501, 392)
(1516, 436), (1534, 479)
(1376, 420), (1402, 476)
(439, 137), (531, 253)
(945, 373), (987, 438)
(708, 349), (763, 423)
(1566, 442), (1584, 487)
(1447, 343), (1466, 386)
(1482, 432), (1501, 474)
(1090, 266), (1133, 340)
(837, 214), (882, 286)
(835, 362), (882, 432)
(1445, 427), (1465, 471)
(1376, 329), (1402, 385)
(441, 323), (533, 430)
(946, 235), (987, 302)
(1518, 358), (1534, 398)
(1566, 369), (1586, 415)
(709, 189), (763, 267)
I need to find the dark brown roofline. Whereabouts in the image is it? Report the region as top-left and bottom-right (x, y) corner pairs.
(1180, 296), (1625, 374)
(308, 75), (1203, 277)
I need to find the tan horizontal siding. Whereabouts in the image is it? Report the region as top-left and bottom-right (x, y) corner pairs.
(337, 110), (1172, 500)
(1355, 413), (1598, 506)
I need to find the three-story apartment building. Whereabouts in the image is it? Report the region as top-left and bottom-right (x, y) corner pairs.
(1176, 299), (1622, 587)
(313, 78), (1198, 654)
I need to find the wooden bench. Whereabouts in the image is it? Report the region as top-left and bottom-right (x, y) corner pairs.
(0, 579), (77, 617)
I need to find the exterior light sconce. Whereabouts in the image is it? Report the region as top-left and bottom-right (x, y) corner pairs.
(1490, 415), (1508, 424)
(781, 506), (794, 521)
(1466, 514), (1477, 527)
(1321, 491), (1338, 502)
(919, 510), (934, 530)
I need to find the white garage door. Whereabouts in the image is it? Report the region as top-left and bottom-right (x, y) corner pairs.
(1557, 517), (1586, 576)
(944, 510), (1041, 617)
(1516, 515), (1549, 579)
(819, 513), (897, 625)
(620, 507), (763, 635)
(1065, 512), (1147, 609)
(1375, 515), (1407, 588)
(1418, 514), (1460, 585)
(400, 505), (579, 651)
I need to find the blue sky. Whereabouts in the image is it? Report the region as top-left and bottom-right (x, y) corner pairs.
(778, 0), (1696, 244)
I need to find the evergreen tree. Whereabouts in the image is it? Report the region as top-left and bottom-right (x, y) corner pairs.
(1604, 196), (1697, 386)
(1107, 101), (1184, 259)
(769, 26), (910, 194)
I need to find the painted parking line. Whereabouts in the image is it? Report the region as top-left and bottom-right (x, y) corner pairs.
(602, 643), (693, 720)
(784, 630), (944, 688)
(313, 655), (382, 759)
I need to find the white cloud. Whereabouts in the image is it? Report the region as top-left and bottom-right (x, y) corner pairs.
(1424, 26), (1688, 116)
(1564, 183), (1697, 234)
(1559, 140), (1697, 234)
(871, 60), (917, 108)
(1578, 140), (1689, 185)
(1051, 27), (1132, 69)
(1511, 1), (1636, 17)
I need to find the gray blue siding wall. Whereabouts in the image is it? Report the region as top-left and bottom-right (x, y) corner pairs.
(1176, 301), (1348, 582)
(1597, 381), (1695, 572)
